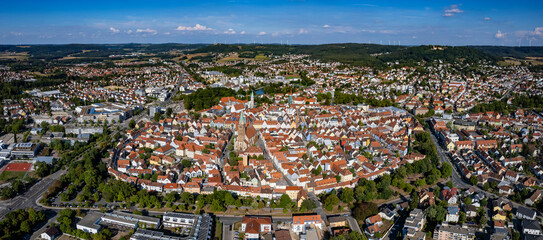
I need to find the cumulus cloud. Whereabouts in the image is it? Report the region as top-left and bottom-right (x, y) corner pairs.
(176, 24), (213, 31)
(224, 28), (236, 34)
(483, 17), (491, 21)
(126, 30), (133, 34)
(136, 28), (157, 35)
(495, 30), (505, 39)
(258, 32), (267, 35)
(240, 31), (246, 35)
(299, 28), (308, 34)
(323, 24), (330, 28)
(443, 4), (463, 17)
(109, 27), (120, 33)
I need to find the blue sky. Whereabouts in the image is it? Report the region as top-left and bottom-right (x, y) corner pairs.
(1, 0), (542, 45)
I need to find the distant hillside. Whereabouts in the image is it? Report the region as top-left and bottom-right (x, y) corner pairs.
(0, 43), (207, 61)
(191, 43), (499, 67)
(468, 46), (543, 58)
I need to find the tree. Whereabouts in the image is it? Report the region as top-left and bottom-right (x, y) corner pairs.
(182, 159), (192, 169)
(20, 220), (31, 233)
(459, 211), (466, 224)
(349, 231), (365, 240)
(225, 192), (236, 206)
(154, 112), (162, 122)
(279, 194), (293, 209)
(128, 119), (136, 129)
(410, 191), (419, 209)
(352, 202), (378, 221)
(300, 200), (317, 211)
(165, 192), (178, 203)
(470, 175), (478, 185)
(477, 214), (487, 226)
(340, 188), (354, 203)
(210, 199), (225, 212)
(166, 107), (173, 117)
(324, 194), (340, 211)
(426, 205), (447, 223)
(441, 162), (452, 178)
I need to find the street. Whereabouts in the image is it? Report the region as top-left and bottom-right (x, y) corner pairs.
(0, 169), (66, 219)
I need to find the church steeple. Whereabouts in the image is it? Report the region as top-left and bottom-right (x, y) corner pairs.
(250, 91), (254, 108)
(239, 111), (245, 125)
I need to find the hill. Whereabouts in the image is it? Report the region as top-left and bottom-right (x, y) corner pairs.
(190, 43), (499, 67)
(468, 46), (543, 58)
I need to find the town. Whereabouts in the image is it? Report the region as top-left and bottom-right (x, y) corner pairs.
(0, 42), (542, 240)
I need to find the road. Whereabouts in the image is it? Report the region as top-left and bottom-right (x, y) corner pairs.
(0, 169), (66, 219)
(428, 128), (543, 220)
(429, 133), (472, 189)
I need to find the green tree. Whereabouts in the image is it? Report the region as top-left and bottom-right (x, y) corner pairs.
(324, 194), (340, 211)
(300, 200), (317, 211)
(154, 112), (162, 122)
(340, 188), (354, 203)
(279, 194), (293, 209)
(470, 176), (478, 185)
(441, 162), (452, 178)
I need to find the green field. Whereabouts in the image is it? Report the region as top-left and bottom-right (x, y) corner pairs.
(0, 171), (26, 183)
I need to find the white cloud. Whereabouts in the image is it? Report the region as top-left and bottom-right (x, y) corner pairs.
(126, 30), (133, 34)
(176, 24), (213, 31)
(258, 32), (267, 35)
(164, 32), (171, 35)
(240, 31), (246, 35)
(299, 28), (308, 34)
(109, 27), (120, 33)
(323, 24), (330, 28)
(495, 30), (505, 39)
(224, 28), (236, 34)
(443, 4), (463, 17)
(136, 28), (157, 35)
(531, 27), (543, 37)
(483, 17), (491, 21)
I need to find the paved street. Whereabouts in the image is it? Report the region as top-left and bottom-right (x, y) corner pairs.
(0, 169), (66, 219)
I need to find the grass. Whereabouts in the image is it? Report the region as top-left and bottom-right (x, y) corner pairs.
(215, 220), (223, 240)
(254, 54), (268, 60)
(0, 52), (28, 60)
(0, 171), (27, 183)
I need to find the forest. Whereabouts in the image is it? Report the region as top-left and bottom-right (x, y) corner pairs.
(183, 87), (238, 111)
(190, 43), (501, 68)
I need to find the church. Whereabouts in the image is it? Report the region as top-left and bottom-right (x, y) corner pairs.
(234, 111), (258, 152)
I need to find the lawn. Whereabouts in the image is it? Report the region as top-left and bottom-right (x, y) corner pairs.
(215, 221), (223, 240)
(0, 171), (27, 183)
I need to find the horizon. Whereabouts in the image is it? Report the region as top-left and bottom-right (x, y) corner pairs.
(1, 0), (543, 46)
(1, 42), (543, 48)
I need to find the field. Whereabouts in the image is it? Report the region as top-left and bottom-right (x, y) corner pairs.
(0, 171), (26, 183)
(0, 52), (28, 60)
(4, 162), (32, 172)
(499, 56), (543, 66)
(218, 53), (269, 62)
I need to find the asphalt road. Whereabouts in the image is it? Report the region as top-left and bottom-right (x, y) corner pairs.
(0, 169), (66, 219)
(429, 133), (472, 189)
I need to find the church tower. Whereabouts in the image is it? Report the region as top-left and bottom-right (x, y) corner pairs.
(250, 91), (255, 108)
(234, 111), (247, 151)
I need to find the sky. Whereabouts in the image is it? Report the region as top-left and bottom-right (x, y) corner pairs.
(1, 0), (543, 46)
